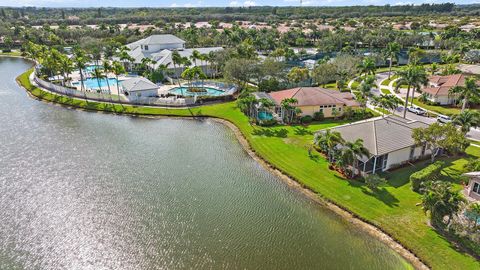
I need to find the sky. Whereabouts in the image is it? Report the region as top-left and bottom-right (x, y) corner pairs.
(0, 0), (478, 8)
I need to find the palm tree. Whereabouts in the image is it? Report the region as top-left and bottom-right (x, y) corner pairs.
(422, 181), (466, 227)
(190, 49), (201, 66)
(385, 42), (400, 79)
(315, 130), (345, 162)
(358, 57), (376, 77)
(449, 77), (480, 112)
(236, 93), (257, 118)
(452, 110), (480, 134)
(59, 55), (74, 87)
(343, 139), (370, 178)
(395, 65), (428, 118)
(73, 49), (89, 101)
(111, 61), (125, 102)
(92, 67), (106, 94)
(102, 60), (113, 97)
(280, 98), (298, 124)
(171, 50), (182, 83)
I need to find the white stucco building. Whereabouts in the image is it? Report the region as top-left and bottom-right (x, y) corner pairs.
(322, 115), (432, 173)
(124, 34), (223, 77)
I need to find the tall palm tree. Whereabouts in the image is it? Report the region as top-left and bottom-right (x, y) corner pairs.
(111, 61), (125, 102)
(171, 50), (182, 85)
(190, 49), (201, 66)
(449, 77), (480, 112)
(280, 98), (298, 124)
(395, 65), (428, 118)
(73, 49), (89, 100)
(316, 130), (345, 162)
(102, 60), (113, 99)
(452, 110), (480, 134)
(92, 67), (106, 94)
(343, 139), (370, 178)
(358, 57), (376, 77)
(385, 42), (400, 79)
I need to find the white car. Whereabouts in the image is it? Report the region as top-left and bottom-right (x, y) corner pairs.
(437, 115), (452, 124)
(407, 106), (427, 115)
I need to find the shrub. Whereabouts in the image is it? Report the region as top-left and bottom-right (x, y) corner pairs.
(410, 161), (445, 192)
(2, 49), (12, 53)
(313, 111), (324, 121)
(258, 119), (277, 126)
(364, 174), (387, 191)
(300, 115), (313, 124)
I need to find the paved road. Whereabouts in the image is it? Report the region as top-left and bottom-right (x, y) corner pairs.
(373, 72), (480, 142)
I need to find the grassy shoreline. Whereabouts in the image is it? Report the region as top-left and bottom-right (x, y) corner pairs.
(17, 68), (480, 269)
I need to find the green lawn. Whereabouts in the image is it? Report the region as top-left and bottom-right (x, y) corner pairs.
(17, 69), (480, 270)
(380, 88), (392, 95)
(0, 51), (22, 57)
(412, 98), (462, 116)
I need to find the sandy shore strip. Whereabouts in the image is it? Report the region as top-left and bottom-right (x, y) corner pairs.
(17, 64), (429, 270)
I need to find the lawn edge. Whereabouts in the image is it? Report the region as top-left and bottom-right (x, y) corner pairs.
(15, 62), (432, 269)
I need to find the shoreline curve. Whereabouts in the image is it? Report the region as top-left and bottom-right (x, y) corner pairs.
(12, 57), (428, 270)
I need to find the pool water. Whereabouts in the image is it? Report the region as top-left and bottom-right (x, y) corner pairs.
(258, 111), (273, 120)
(169, 87), (225, 96)
(73, 78), (121, 90)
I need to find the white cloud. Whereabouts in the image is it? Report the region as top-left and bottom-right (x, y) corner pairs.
(229, 0), (239, 6)
(243, 0), (256, 6)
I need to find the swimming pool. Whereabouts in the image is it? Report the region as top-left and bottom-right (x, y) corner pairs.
(169, 87), (225, 97)
(258, 111), (273, 120)
(73, 78), (120, 90)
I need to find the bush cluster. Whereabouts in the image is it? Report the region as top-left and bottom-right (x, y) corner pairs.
(410, 161), (445, 192)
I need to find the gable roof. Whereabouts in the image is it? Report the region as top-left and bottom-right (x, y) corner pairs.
(267, 87), (359, 107)
(121, 77), (158, 92)
(422, 74), (466, 97)
(143, 34), (185, 45)
(326, 115), (429, 156)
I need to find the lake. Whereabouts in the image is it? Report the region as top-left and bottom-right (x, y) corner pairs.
(0, 57), (410, 269)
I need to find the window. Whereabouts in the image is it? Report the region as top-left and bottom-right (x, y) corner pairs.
(474, 182), (480, 194)
(319, 108), (323, 113)
(144, 45), (149, 51)
(409, 146), (415, 160)
(338, 107), (342, 112)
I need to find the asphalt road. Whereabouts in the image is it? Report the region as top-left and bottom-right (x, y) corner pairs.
(372, 72), (480, 142)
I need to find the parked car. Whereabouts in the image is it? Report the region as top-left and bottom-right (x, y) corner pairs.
(437, 115), (452, 124)
(407, 106), (427, 115)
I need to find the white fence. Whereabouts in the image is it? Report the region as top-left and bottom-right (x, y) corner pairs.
(34, 75), (195, 107)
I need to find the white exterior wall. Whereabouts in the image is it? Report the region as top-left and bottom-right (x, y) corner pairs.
(385, 145), (431, 170)
(142, 43), (184, 53)
(127, 89), (159, 100)
(431, 95), (455, 105)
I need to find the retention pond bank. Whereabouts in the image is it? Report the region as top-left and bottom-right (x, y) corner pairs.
(0, 56), (415, 269)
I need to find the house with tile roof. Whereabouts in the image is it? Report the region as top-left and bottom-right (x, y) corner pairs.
(421, 74), (467, 105)
(321, 115), (432, 173)
(257, 87), (360, 118)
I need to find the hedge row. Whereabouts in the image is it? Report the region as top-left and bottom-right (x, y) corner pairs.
(410, 161), (445, 192)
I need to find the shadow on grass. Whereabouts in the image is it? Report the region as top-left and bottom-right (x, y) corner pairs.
(252, 128), (288, 138)
(347, 179), (400, 207)
(293, 126), (313, 136)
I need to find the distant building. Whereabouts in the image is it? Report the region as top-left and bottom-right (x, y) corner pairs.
(421, 74), (467, 105)
(124, 34), (223, 77)
(258, 87), (360, 118)
(322, 115), (432, 173)
(464, 172), (480, 201)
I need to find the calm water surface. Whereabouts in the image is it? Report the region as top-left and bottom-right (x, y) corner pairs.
(0, 58), (410, 269)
